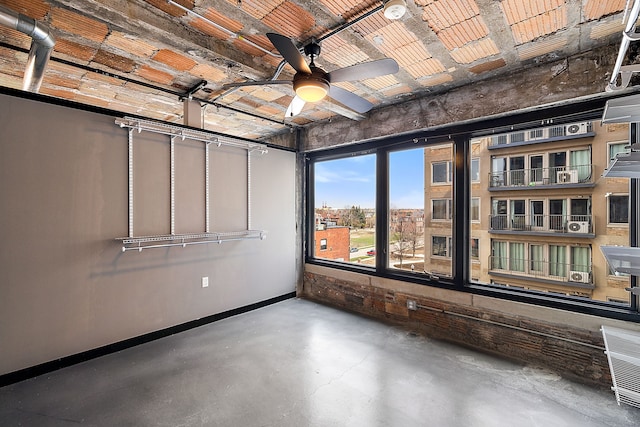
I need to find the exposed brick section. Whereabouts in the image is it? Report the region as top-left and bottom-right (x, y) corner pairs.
(92, 49), (136, 73)
(143, 0), (193, 17)
(261, 1), (316, 38)
(152, 49), (197, 72)
(0, 26), (31, 50)
(302, 270), (611, 388)
(50, 7), (109, 43)
(468, 58), (506, 74)
(135, 65), (174, 85)
(54, 39), (97, 62)
(1, 0), (49, 19)
(190, 8), (243, 41)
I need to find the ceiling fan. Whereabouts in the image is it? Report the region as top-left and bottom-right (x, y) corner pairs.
(223, 33), (399, 118)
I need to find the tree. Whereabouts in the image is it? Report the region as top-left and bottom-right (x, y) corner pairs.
(341, 205), (366, 228)
(390, 210), (419, 267)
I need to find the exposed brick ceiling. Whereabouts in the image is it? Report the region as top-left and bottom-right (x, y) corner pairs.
(0, 0), (630, 141)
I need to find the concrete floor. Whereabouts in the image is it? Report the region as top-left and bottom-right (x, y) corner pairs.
(1, 298), (639, 426)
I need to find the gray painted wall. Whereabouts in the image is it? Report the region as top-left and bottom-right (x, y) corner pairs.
(0, 94), (297, 375)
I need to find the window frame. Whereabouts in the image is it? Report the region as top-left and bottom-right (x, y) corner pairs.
(470, 197), (480, 222)
(608, 140), (629, 162)
(471, 157), (480, 182)
(431, 160), (452, 184)
(305, 100), (639, 321)
(432, 198), (452, 221)
(608, 194), (629, 226)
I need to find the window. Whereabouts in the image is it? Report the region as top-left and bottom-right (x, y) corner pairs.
(530, 245), (544, 273)
(608, 141), (629, 162)
(608, 195), (629, 224)
(548, 245), (566, 278)
(471, 238), (479, 260)
(471, 198), (480, 222)
(313, 154), (376, 264)
(432, 199), (451, 220)
(432, 161), (451, 183)
(509, 242), (525, 272)
(389, 148), (425, 271)
(309, 116), (636, 318)
(471, 158), (480, 182)
(491, 240), (507, 270)
(432, 236), (451, 257)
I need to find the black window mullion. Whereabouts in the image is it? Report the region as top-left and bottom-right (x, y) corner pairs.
(376, 149), (388, 271)
(452, 135), (470, 287)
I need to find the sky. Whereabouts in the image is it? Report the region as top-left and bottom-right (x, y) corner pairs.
(314, 148), (424, 209)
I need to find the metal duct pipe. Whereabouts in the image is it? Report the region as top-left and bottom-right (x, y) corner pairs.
(0, 4), (55, 92)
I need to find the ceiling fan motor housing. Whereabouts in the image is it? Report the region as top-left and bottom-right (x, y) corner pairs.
(293, 66), (330, 102)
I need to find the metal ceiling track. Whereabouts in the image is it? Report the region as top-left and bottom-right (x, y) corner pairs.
(114, 117), (268, 252)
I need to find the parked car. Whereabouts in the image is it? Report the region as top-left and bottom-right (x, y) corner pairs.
(366, 250), (376, 256)
(350, 247), (358, 253)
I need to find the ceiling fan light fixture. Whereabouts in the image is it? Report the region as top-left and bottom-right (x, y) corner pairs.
(384, 0), (406, 20)
(293, 71), (329, 103)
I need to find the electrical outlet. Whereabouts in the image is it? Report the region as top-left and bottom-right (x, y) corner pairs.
(406, 299), (417, 311)
(201, 277), (209, 288)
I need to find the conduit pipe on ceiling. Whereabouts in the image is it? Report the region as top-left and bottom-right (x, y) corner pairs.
(165, 0), (279, 58)
(607, 0), (640, 91)
(0, 4), (55, 93)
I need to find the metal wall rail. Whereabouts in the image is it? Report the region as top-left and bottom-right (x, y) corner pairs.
(117, 230), (267, 252)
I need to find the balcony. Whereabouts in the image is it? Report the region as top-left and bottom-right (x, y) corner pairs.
(488, 256), (593, 288)
(488, 165), (594, 190)
(488, 214), (594, 236)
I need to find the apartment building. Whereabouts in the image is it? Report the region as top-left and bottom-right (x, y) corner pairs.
(423, 121), (631, 303)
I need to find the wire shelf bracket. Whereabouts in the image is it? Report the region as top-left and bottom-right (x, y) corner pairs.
(114, 117), (268, 252)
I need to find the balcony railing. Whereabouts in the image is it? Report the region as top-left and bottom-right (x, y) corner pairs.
(489, 214), (594, 234)
(488, 165), (593, 188)
(488, 256), (592, 285)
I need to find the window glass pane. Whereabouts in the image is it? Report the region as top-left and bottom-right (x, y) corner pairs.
(471, 158), (480, 182)
(470, 121), (630, 304)
(609, 142), (629, 161)
(471, 198), (480, 222)
(609, 195), (629, 224)
(471, 238), (479, 259)
(389, 148), (425, 272)
(432, 199), (449, 220)
(425, 143), (453, 277)
(313, 154), (375, 264)
(432, 236), (447, 257)
(509, 242), (525, 272)
(530, 245), (544, 273)
(432, 162), (448, 183)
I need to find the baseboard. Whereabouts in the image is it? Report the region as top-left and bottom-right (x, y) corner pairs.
(0, 292), (296, 388)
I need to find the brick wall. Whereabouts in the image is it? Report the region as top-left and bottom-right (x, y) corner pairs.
(314, 227), (350, 261)
(302, 269), (612, 388)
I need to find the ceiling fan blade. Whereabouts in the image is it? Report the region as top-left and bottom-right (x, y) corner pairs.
(266, 33), (311, 74)
(327, 58), (399, 83)
(327, 85), (374, 114)
(285, 95), (306, 117)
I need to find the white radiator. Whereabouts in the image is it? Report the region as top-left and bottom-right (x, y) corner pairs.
(601, 325), (640, 408)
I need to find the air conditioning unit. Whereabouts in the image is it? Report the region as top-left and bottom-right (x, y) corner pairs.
(569, 270), (590, 284)
(567, 221), (589, 233)
(566, 122), (589, 136)
(557, 169), (578, 183)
